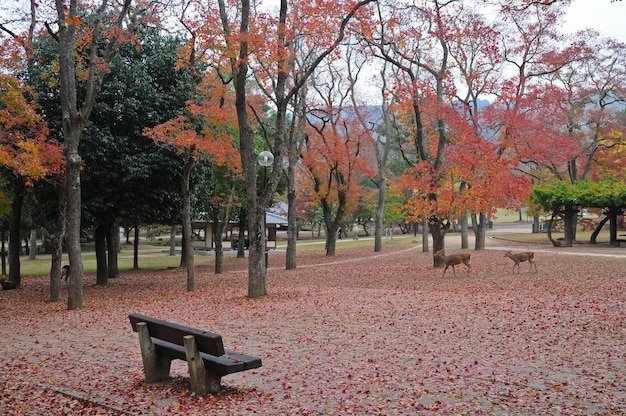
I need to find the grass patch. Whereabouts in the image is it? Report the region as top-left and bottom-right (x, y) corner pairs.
(17, 223), (617, 277)
(19, 246), (218, 276)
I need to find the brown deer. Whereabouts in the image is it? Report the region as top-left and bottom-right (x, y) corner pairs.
(434, 250), (471, 277)
(504, 251), (537, 273)
(1, 278), (16, 290)
(62, 265), (70, 281)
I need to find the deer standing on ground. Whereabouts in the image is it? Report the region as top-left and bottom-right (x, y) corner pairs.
(0, 278), (16, 290)
(62, 265), (70, 281)
(434, 250), (471, 277)
(504, 251), (537, 273)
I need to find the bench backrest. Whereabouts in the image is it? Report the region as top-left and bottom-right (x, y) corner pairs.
(129, 313), (225, 356)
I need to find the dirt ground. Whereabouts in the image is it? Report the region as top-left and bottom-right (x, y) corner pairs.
(1, 232), (625, 415)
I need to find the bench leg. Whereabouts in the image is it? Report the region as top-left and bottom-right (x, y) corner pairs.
(183, 335), (222, 394)
(137, 322), (171, 383)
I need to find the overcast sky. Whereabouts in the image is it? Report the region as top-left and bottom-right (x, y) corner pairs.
(562, 0), (626, 42)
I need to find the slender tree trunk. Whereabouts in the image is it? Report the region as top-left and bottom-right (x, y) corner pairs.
(430, 218), (449, 267)
(8, 179), (25, 287)
(563, 205), (578, 247)
(213, 211), (224, 274)
(29, 230), (37, 260)
(608, 206), (619, 245)
(532, 216), (541, 234)
(1, 230), (6, 277)
(55, 0), (132, 310)
(247, 207), (267, 297)
(422, 218), (429, 253)
(546, 210), (561, 247)
(95, 224), (108, 286)
(460, 214), (468, 249)
(322, 195), (345, 257)
(180, 233), (186, 267)
(374, 178), (385, 253)
(473, 213), (487, 250)
(286, 86), (307, 270)
(286, 182), (298, 269)
(223, 0), (267, 297)
(181, 155), (195, 291)
(237, 210), (246, 258)
(325, 224), (339, 256)
(133, 224), (139, 269)
(50, 178), (67, 302)
(57, 1), (86, 310)
(169, 224), (176, 256)
(65, 146), (84, 309)
(107, 222), (119, 279)
(49, 233), (63, 302)
(590, 214), (610, 244)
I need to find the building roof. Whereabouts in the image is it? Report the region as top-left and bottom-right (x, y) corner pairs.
(266, 212), (288, 225)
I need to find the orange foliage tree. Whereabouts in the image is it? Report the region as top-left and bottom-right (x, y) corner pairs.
(0, 75), (62, 184)
(171, 0), (376, 297)
(364, 0), (468, 260)
(485, 10), (626, 245)
(300, 104), (376, 256)
(0, 74), (63, 287)
(145, 74), (241, 291)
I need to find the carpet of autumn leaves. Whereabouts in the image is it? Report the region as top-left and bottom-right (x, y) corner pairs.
(1, 240), (625, 415)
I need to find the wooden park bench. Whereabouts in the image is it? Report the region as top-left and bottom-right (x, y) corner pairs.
(128, 313), (262, 394)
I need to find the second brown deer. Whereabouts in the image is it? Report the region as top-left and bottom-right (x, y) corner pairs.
(434, 250), (471, 277)
(504, 251), (537, 273)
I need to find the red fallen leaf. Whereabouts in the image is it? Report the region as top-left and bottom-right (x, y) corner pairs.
(2, 247), (625, 414)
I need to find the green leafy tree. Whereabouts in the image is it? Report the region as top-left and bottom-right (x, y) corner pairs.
(82, 31), (194, 285)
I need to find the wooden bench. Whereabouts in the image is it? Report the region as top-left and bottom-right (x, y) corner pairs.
(128, 313), (262, 394)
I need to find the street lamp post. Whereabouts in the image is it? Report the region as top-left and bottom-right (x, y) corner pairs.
(257, 151), (274, 269)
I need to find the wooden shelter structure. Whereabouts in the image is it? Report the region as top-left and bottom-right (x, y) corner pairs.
(191, 212), (288, 251)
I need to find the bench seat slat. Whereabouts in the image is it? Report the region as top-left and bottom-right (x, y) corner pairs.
(224, 350), (262, 371)
(153, 339), (248, 376)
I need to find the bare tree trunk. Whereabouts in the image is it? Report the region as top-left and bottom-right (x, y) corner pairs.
(322, 195), (346, 257)
(286, 184), (298, 269)
(133, 224), (140, 269)
(286, 86), (308, 270)
(430, 219), (450, 267)
(213, 211), (225, 274)
(181, 155), (195, 291)
(546, 210), (561, 247)
(95, 224), (108, 286)
(1, 230), (6, 277)
(473, 213), (487, 250)
(107, 222), (119, 279)
(247, 207), (267, 297)
(65, 143), (84, 309)
(460, 214), (468, 249)
(422, 218), (429, 253)
(49, 233), (63, 302)
(532, 216), (541, 233)
(169, 224), (176, 256)
(374, 183), (384, 252)
(29, 229), (37, 260)
(8, 178), (24, 287)
(590, 214), (610, 244)
(55, 0), (132, 310)
(237, 211), (246, 258)
(563, 205), (578, 247)
(49, 178), (67, 302)
(609, 207), (619, 245)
